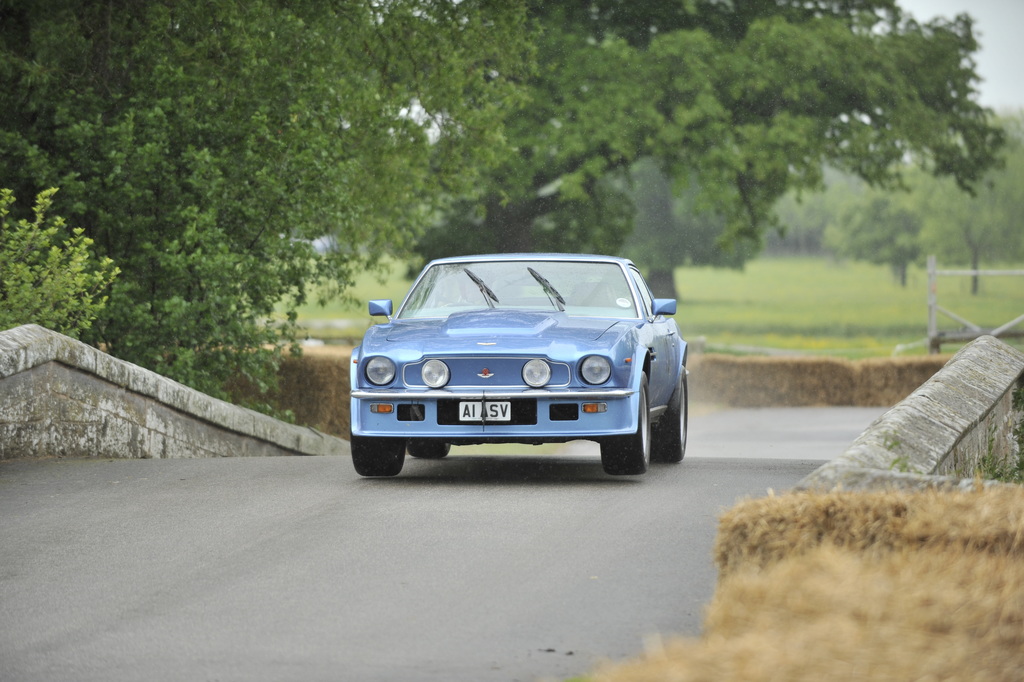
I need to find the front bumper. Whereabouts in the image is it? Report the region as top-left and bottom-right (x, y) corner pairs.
(350, 387), (638, 441)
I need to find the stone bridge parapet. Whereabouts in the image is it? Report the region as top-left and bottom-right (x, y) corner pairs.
(0, 324), (349, 460)
(798, 335), (1024, 491)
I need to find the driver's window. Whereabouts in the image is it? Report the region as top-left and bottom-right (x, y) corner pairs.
(629, 269), (654, 319)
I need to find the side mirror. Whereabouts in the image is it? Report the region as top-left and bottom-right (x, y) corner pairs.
(368, 299), (393, 319)
(652, 299), (677, 316)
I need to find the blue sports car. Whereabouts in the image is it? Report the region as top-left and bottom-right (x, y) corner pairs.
(349, 253), (688, 477)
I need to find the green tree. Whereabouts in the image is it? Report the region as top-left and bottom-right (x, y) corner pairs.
(0, 1), (530, 399)
(825, 193), (922, 286)
(414, 1), (1003, 274)
(768, 167), (862, 256)
(914, 112), (1024, 293)
(0, 188), (119, 336)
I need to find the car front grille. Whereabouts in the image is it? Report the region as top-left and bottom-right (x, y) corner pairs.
(403, 357), (571, 388)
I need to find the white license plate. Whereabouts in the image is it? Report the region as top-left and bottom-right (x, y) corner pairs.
(459, 401), (512, 422)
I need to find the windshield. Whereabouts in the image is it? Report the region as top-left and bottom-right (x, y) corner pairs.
(398, 260), (639, 320)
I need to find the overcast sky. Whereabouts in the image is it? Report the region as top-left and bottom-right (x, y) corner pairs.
(897, 0), (1023, 112)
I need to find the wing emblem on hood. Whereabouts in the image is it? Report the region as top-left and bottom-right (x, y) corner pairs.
(478, 368), (495, 379)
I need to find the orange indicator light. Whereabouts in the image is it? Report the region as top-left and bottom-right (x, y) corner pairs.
(582, 403), (607, 414)
(370, 403), (394, 414)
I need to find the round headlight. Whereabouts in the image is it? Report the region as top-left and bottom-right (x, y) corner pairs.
(365, 356), (396, 386)
(421, 359), (450, 388)
(580, 356), (612, 385)
(522, 359), (552, 388)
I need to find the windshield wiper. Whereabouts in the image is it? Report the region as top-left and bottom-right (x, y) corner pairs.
(528, 267), (565, 312)
(463, 268), (499, 308)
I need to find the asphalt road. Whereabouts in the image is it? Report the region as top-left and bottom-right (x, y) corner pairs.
(0, 407), (886, 682)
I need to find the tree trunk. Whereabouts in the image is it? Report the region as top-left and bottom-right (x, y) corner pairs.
(485, 196), (537, 253)
(895, 263), (907, 288)
(646, 267), (678, 300)
(971, 251), (980, 295)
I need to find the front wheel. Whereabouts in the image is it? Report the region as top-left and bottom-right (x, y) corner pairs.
(351, 435), (406, 477)
(600, 376), (650, 475)
(651, 368), (687, 463)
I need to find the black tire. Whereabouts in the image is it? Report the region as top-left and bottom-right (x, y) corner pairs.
(600, 375), (650, 475)
(407, 439), (451, 459)
(350, 435), (406, 477)
(651, 368), (687, 463)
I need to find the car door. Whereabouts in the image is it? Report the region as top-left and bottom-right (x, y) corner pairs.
(629, 268), (680, 407)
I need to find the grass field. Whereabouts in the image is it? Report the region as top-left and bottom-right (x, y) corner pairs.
(291, 257), (1024, 357)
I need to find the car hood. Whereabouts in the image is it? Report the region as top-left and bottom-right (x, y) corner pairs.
(378, 310), (626, 352)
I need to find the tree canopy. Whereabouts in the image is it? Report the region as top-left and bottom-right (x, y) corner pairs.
(0, 0), (1010, 404)
(1, 0), (531, 398)
(414, 0), (1004, 277)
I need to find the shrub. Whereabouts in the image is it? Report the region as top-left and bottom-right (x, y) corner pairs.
(0, 188), (119, 338)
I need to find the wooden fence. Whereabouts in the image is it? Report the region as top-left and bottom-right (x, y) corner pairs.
(927, 255), (1024, 354)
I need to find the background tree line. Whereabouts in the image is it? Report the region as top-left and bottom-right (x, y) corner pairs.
(769, 112), (1024, 293)
(0, 0), (1009, 408)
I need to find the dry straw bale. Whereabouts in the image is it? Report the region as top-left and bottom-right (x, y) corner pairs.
(688, 355), (855, 407)
(592, 544), (1024, 682)
(714, 486), (1024, 576)
(276, 345), (352, 437)
(713, 490), (909, 576)
(229, 345), (352, 437)
(850, 355), (950, 407)
(593, 487), (1024, 682)
(689, 354), (950, 407)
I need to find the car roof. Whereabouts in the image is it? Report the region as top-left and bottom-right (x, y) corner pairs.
(424, 253), (636, 268)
